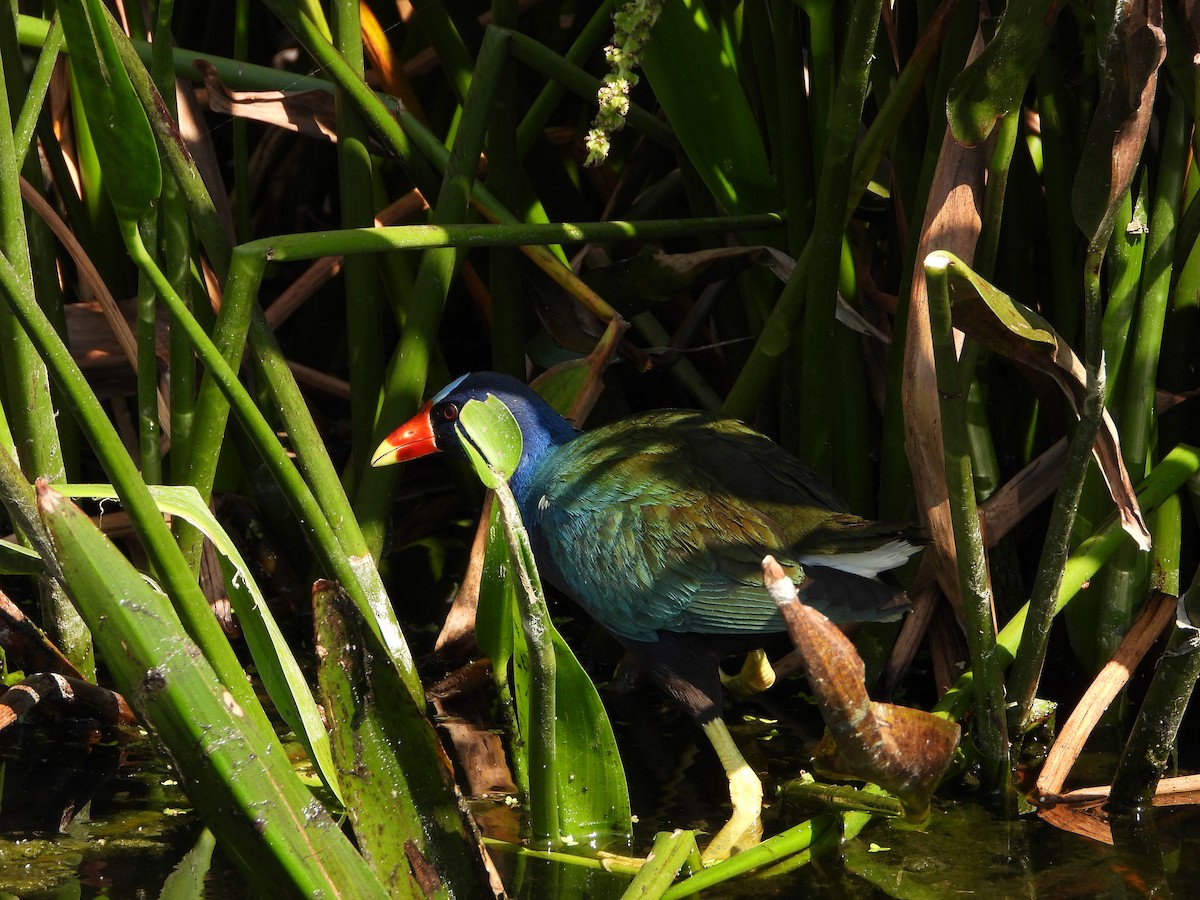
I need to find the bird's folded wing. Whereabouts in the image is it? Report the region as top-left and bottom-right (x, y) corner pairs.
(534, 480), (792, 642)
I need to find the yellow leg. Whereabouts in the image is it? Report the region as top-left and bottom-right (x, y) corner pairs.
(699, 718), (764, 863)
(719, 648), (777, 700)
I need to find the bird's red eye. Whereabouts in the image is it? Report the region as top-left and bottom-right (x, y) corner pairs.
(439, 403), (459, 422)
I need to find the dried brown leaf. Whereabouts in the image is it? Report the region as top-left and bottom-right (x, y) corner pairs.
(197, 59), (341, 142)
(1035, 592), (1175, 800)
(1038, 775), (1200, 845)
(434, 494), (491, 660)
(1071, 0), (1166, 248)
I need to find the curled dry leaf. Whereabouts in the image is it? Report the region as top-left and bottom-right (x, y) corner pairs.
(763, 556), (960, 821)
(939, 252), (1152, 550)
(196, 59), (343, 143)
(1071, 0), (1166, 248)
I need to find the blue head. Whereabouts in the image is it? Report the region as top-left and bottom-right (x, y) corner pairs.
(371, 372), (579, 501)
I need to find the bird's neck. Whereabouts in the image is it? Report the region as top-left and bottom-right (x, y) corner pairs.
(507, 397), (577, 510)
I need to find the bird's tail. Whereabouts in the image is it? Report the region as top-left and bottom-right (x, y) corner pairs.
(796, 516), (925, 579)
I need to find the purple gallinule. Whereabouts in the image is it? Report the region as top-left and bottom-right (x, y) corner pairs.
(373, 372), (920, 859)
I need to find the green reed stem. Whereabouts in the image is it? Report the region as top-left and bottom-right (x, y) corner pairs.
(1008, 247), (1109, 732)
(0, 11), (90, 675)
(332, 0), (385, 495)
(12, 15), (61, 163)
(925, 253), (1010, 792)
(796, 0), (881, 477)
(722, 0), (953, 420)
(120, 222), (426, 701)
(351, 25), (507, 558)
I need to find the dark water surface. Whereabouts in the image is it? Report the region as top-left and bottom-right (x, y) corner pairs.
(0, 722), (246, 897)
(2, 688), (1197, 897)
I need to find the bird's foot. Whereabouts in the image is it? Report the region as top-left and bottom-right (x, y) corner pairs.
(700, 719), (765, 863)
(720, 648), (777, 700)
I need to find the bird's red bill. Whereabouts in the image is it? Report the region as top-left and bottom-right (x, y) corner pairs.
(371, 402), (438, 467)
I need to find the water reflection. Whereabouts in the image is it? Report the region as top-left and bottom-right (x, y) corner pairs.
(0, 722), (232, 895)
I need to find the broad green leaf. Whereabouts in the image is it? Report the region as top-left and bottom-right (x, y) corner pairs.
(58, 483), (341, 803)
(532, 360), (595, 420)
(547, 622), (632, 843)
(946, 0), (1061, 146)
(473, 502), (529, 790)
(530, 316), (626, 427)
(37, 484), (385, 896)
(456, 394), (523, 487)
(57, 0), (160, 220)
(641, 0), (776, 214)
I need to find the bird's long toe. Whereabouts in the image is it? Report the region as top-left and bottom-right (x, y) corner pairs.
(719, 648), (777, 700)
